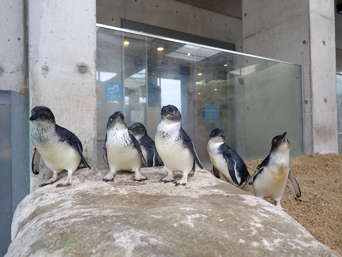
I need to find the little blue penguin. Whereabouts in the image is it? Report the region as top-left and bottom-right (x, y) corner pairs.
(128, 122), (163, 167)
(30, 106), (91, 187)
(102, 111), (147, 182)
(251, 132), (301, 209)
(207, 128), (250, 187)
(155, 105), (203, 186)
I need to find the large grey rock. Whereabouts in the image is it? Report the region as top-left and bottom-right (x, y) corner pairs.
(6, 167), (339, 256)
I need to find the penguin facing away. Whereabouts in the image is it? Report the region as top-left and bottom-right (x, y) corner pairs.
(207, 128), (250, 187)
(30, 106), (91, 187)
(103, 111), (147, 182)
(252, 132), (301, 209)
(128, 122), (163, 167)
(155, 105), (203, 186)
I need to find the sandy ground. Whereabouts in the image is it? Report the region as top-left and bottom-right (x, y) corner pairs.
(242, 154), (342, 255)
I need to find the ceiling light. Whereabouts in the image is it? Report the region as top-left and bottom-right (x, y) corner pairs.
(198, 92), (201, 95)
(214, 88), (217, 91)
(224, 64), (228, 67)
(157, 47), (164, 51)
(124, 41), (129, 45)
(187, 53), (191, 56)
(198, 73), (202, 76)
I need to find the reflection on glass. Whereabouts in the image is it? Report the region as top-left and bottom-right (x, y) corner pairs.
(337, 74), (342, 153)
(96, 26), (303, 166)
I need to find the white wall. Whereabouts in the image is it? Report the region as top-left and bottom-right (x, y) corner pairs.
(28, 0), (97, 189)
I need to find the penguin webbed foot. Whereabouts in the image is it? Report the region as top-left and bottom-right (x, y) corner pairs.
(133, 171), (147, 182)
(103, 171), (116, 182)
(160, 178), (174, 183)
(133, 176), (148, 182)
(174, 181), (186, 186)
(160, 172), (174, 183)
(56, 181), (71, 187)
(39, 173), (59, 187)
(174, 175), (188, 186)
(39, 182), (55, 187)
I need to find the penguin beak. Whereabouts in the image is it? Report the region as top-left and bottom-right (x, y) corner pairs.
(282, 132), (287, 141)
(29, 114), (39, 121)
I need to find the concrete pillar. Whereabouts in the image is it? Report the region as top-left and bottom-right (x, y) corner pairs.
(28, 0), (97, 188)
(0, 1), (27, 93)
(242, 0), (338, 154)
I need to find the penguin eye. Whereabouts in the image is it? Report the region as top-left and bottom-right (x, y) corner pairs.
(110, 118), (113, 122)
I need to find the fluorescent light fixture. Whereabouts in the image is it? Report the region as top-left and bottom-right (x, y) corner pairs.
(157, 47), (164, 51)
(198, 73), (202, 76)
(124, 40), (129, 45)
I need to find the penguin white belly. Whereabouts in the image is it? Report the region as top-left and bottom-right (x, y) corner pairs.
(209, 154), (235, 184)
(107, 144), (141, 171)
(254, 163), (289, 201)
(36, 142), (81, 172)
(156, 137), (193, 173)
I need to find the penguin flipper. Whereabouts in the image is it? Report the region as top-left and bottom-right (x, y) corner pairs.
(180, 128), (203, 169)
(56, 125), (91, 169)
(32, 149), (40, 175)
(140, 145), (151, 167)
(223, 155), (239, 186)
(130, 134), (147, 165)
(103, 149), (109, 165)
(288, 170), (301, 197)
(69, 140), (91, 169)
(212, 165), (221, 179)
(103, 134), (109, 165)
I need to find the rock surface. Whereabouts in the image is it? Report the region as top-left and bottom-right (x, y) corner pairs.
(6, 166), (340, 257)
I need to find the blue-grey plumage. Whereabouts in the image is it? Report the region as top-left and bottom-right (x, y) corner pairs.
(252, 132), (301, 209)
(103, 112), (147, 182)
(207, 128), (250, 187)
(30, 106), (91, 187)
(128, 122), (163, 167)
(155, 105), (203, 186)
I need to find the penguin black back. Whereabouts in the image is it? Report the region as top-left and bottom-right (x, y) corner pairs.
(208, 128), (250, 186)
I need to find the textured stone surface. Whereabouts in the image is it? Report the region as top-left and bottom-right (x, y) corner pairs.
(7, 167), (340, 256)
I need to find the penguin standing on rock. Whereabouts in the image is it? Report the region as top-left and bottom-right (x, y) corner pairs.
(155, 105), (203, 186)
(102, 111), (147, 182)
(207, 128), (250, 187)
(30, 106), (91, 187)
(251, 132), (301, 209)
(128, 122), (163, 167)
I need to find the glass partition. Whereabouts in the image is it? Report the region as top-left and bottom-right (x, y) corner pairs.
(337, 74), (342, 153)
(96, 25), (303, 166)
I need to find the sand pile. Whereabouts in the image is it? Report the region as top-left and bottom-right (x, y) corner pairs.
(243, 154), (342, 254)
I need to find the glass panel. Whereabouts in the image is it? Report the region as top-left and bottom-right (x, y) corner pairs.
(337, 74), (342, 153)
(96, 26), (303, 166)
(96, 29), (124, 165)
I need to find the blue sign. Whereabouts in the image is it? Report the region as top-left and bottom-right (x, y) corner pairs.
(105, 82), (122, 101)
(204, 104), (220, 123)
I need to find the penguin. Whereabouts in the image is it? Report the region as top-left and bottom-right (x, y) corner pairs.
(251, 132), (301, 209)
(155, 105), (203, 186)
(128, 122), (163, 167)
(30, 106), (91, 187)
(102, 111), (147, 182)
(207, 128), (250, 187)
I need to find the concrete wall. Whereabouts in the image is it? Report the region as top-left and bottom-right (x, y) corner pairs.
(0, 1), (27, 94)
(242, 0), (338, 154)
(96, 0), (243, 51)
(28, 0), (97, 189)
